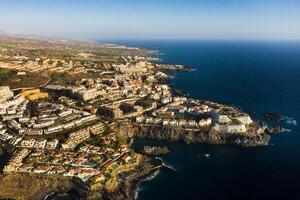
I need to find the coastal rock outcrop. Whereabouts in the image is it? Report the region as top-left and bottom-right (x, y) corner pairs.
(118, 123), (270, 147)
(142, 146), (170, 155)
(94, 156), (158, 200)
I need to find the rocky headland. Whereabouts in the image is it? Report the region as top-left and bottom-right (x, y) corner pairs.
(98, 156), (159, 200)
(118, 122), (271, 147)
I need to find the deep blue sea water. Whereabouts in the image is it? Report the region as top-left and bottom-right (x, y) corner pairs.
(113, 40), (300, 200)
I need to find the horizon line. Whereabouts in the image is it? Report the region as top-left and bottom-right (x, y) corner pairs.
(1, 32), (300, 43)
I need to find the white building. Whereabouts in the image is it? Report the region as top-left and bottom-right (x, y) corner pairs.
(136, 116), (145, 123)
(162, 120), (170, 126)
(46, 139), (59, 149)
(236, 115), (253, 125)
(34, 139), (47, 149)
(213, 123), (247, 133)
(198, 118), (212, 127)
(20, 139), (36, 148)
(211, 111), (232, 124)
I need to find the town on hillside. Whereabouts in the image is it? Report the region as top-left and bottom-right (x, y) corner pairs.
(0, 36), (268, 190)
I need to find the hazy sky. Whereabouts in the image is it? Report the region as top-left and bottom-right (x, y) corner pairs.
(0, 0), (300, 40)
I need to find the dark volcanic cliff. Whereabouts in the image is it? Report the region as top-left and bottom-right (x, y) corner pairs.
(0, 146), (3, 156)
(118, 123), (270, 147)
(99, 157), (158, 200)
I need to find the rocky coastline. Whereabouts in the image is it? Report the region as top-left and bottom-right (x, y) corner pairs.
(118, 123), (271, 147)
(0, 112), (284, 200)
(0, 39), (288, 200)
(98, 156), (159, 200)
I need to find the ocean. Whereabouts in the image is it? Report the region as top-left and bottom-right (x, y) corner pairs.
(114, 40), (300, 200)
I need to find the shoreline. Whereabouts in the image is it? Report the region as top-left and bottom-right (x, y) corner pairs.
(93, 42), (285, 199)
(134, 168), (161, 200)
(98, 156), (161, 200)
(0, 38), (288, 200)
